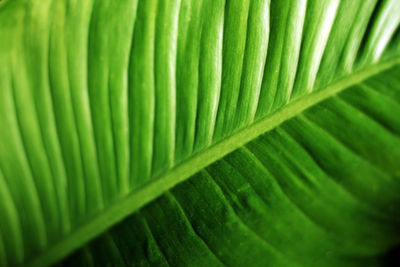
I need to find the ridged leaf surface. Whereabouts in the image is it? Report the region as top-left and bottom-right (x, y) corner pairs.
(0, 0), (399, 266)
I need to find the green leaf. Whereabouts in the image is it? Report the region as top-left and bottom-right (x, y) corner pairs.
(0, 0), (399, 266)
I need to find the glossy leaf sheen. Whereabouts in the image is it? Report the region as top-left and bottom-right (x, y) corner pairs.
(0, 0), (399, 266)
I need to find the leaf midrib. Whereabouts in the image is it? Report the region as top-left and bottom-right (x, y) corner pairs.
(28, 57), (400, 267)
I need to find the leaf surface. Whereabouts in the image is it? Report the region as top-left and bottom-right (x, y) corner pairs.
(0, 0), (399, 266)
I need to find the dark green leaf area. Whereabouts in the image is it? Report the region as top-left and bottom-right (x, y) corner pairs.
(61, 67), (400, 267)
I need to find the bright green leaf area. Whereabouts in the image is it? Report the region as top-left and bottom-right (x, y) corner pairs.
(0, 0), (400, 266)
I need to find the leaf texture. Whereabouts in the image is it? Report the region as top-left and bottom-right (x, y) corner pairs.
(60, 66), (400, 267)
(0, 0), (399, 266)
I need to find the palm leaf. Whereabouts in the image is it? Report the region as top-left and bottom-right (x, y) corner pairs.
(0, 0), (399, 266)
